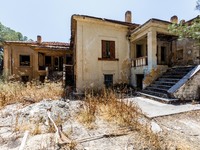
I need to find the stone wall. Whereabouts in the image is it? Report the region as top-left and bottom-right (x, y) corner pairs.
(172, 39), (200, 66)
(173, 71), (200, 100)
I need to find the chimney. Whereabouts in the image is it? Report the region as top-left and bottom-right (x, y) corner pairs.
(179, 19), (185, 24)
(125, 11), (132, 23)
(170, 15), (178, 24)
(37, 35), (42, 44)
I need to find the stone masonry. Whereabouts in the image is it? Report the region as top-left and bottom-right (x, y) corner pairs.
(173, 71), (200, 100)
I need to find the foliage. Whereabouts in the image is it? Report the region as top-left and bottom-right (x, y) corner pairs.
(168, 1), (200, 41)
(196, 0), (200, 10)
(168, 17), (200, 41)
(0, 22), (28, 43)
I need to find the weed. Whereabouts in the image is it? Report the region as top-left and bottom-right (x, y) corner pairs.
(0, 80), (64, 108)
(77, 89), (164, 149)
(32, 123), (41, 135)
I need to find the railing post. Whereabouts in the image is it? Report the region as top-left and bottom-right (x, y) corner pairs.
(132, 56), (148, 67)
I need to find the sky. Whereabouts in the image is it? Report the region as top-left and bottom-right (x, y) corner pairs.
(0, 0), (199, 42)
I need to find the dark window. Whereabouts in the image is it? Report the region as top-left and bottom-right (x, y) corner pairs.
(136, 44), (142, 58)
(104, 74), (113, 88)
(21, 76), (29, 83)
(161, 46), (166, 62)
(20, 55), (30, 66)
(66, 55), (72, 64)
(102, 40), (115, 58)
(45, 56), (51, 65)
(59, 56), (63, 71)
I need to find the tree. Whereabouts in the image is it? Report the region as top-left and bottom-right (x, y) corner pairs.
(168, 17), (200, 41)
(0, 22), (30, 73)
(196, 0), (200, 10)
(0, 22), (29, 43)
(168, 1), (200, 41)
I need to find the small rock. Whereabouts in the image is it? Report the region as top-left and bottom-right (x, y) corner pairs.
(151, 121), (162, 134)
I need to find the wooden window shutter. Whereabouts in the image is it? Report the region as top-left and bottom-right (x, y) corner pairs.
(102, 40), (106, 58)
(110, 41), (115, 58)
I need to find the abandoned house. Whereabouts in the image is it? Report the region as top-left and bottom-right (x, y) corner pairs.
(70, 11), (200, 101)
(3, 36), (72, 83)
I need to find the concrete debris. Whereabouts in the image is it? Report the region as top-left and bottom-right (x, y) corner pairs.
(151, 121), (162, 134)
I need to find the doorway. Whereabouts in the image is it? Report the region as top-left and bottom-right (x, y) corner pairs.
(136, 44), (142, 58)
(136, 74), (144, 90)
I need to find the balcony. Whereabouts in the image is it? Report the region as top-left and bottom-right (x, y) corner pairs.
(131, 56), (148, 67)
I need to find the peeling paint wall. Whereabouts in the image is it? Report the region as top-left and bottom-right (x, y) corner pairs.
(143, 65), (168, 88)
(173, 71), (200, 100)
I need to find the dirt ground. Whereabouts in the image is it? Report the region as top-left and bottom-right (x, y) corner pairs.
(154, 110), (200, 150)
(0, 99), (200, 150)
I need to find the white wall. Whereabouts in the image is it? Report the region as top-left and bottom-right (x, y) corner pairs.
(75, 17), (130, 91)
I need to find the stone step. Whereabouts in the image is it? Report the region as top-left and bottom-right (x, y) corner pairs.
(146, 86), (168, 92)
(140, 66), (195, 102)
(164, 71), (189, 76)
(138, 92), (178, 103)
(150, 84), (171, 89)
(158, 78), (180, 82)
(155, 80), (176, 85)
(142, 90), (168, 98)
(161, 74), (184, 78)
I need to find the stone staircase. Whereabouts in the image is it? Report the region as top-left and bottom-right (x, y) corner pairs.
(140, 66), (195, 103)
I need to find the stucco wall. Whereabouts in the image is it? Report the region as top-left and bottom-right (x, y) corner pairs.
(4, 45), (35, 80)
(4, 45), (67, 81)
(74, 18), (130, 91)
(173, 71), (200, 100)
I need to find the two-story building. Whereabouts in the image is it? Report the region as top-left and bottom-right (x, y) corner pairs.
(70, 11), (200, 101)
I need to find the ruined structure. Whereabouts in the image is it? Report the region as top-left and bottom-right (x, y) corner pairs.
(70, 12), (200, 101)
(3, 36), (72, 82)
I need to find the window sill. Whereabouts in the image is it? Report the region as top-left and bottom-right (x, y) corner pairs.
(19, 66), (32, 68)
(98, 58), (119, 61)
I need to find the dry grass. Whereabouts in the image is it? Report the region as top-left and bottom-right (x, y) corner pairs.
(0, 80), (64, 108)
(77, 89), (141, 129)
(77, 89), (164, 149)
(32, 122), (42, 135)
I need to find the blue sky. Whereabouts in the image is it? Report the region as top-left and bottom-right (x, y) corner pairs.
(0, 0), (199, 42)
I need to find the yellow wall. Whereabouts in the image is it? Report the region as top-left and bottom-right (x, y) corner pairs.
(4, 45), (35, 80)
(4, 44), (67, 81)
(74, 17), (130, 91)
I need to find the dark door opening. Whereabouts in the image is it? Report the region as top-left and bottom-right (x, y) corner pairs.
(161, 46), (167, 63)
(64, 65), (74, 86)
(136, 74), (144, 90)
(136, 44), (142, 58)
(45, 56), (52, 66)
(59, 56), (63, 71)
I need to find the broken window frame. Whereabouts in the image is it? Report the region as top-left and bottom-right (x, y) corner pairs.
(19, 55), (30, 66)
